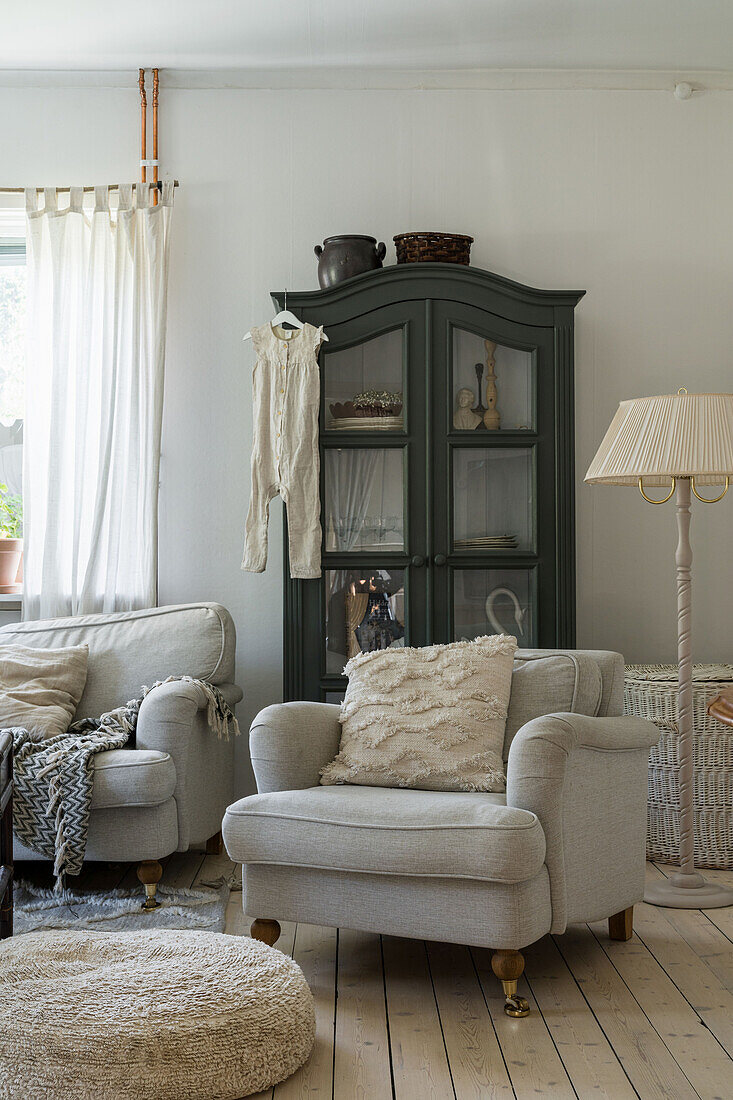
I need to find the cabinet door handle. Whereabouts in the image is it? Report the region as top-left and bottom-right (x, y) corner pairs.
(434, 554), (447, 567)
(410, 555), (426, 568)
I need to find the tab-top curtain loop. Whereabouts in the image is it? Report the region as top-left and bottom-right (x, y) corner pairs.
(136, 181), (150, 210)
(118, 184), (133, 212)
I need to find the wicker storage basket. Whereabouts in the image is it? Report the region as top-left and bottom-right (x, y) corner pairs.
(393, 232), (473, 265)
(624, 664), (733, 869)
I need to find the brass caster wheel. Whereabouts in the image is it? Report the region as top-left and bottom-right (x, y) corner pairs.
(504, 994), (530, 1018)
(141, 897), (161, 911)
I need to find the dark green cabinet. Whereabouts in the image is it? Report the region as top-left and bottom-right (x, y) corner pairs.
(275, 263), (584, 702)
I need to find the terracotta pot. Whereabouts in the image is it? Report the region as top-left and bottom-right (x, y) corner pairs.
(314, 235), (386, 288)
(0, 537), (22, 593)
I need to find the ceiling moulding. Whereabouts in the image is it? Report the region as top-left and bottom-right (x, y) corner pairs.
(1, 68), (733, 91)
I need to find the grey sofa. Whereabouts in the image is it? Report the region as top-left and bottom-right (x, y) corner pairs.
(1, 603), (242, 907)
(224, 648), (658, 1018)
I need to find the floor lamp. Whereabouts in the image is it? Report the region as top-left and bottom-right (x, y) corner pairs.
(585, 390), (733, 908)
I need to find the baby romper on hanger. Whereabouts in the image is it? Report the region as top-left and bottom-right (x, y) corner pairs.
(241, 322), (325, 579)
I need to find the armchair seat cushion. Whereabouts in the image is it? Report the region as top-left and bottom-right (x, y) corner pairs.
(223, 785), (545, 884)
(90, 749), (176, 810)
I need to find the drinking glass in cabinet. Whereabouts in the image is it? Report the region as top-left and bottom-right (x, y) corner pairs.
(325, 568), (406, 674)
(452, 328), (534, 432)
(324, 329), (404, 430)
(324, 448), (405, 552)
(453, 448), (535, 552)
(454, 569), (537, 646)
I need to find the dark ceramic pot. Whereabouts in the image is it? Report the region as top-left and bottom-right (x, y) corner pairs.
(314, 235), (386, 288)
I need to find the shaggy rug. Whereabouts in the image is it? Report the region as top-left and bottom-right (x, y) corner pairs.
(0, 929), (315, 1100)
(12, 878), (234, 934)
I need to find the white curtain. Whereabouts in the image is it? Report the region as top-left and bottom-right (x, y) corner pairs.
(23, 183), (174, 619)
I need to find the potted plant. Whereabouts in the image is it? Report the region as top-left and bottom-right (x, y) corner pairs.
(0, 482), (22, 593)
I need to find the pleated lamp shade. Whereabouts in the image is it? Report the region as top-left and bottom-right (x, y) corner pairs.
(585, 392), (733, 487)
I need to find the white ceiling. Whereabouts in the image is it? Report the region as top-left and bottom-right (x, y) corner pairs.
(2, 0), (733, 74)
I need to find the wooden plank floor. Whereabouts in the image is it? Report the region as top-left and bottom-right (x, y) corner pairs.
(17, 856), (733, 1099)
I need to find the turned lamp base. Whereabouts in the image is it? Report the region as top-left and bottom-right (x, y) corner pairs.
(645, 871), (733, 909)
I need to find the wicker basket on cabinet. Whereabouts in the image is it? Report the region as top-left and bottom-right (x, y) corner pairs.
(393, 232), (473, 265)
(624, 664), (733, 869)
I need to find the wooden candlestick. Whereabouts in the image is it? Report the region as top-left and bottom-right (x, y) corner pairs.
(483, 340), (500, 430)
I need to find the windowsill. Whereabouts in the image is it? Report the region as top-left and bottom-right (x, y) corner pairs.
(0, 593), (21, 608)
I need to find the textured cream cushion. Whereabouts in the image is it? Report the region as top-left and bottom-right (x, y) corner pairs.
(0, 929), (315, 1100)
(320, 634), (516, 792)
(0, 643), (88, 738)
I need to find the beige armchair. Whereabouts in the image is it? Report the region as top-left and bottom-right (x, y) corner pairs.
(224, 649), (658, 1017)
(2, 603), (242, 907)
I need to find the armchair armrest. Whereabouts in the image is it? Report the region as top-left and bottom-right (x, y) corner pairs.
(136, 679), (242, 850)
(249, 702), (342, 793)
(507, 712), (659, 933)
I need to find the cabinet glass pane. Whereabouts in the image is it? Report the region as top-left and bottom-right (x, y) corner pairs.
(454, 569), (537, 646)
(325, 448), (404, 552)
(453, 447), (534, 551)
(325, 567), (406, 674)
(324, 329), (404, 431)
(452, 328), (533, 432)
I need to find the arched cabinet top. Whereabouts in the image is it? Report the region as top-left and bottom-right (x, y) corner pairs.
(273, 262), (585, 328)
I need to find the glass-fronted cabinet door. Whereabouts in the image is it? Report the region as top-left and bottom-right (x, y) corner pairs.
(430, 300), (564, 648)
(290, 301), (428, 702)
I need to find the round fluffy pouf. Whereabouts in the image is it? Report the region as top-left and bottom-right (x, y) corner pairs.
(0, 929), (315, 1100)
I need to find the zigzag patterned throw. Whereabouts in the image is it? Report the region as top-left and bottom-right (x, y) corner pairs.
(9, 677), (239, 889)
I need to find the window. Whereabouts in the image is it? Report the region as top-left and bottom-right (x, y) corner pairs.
(0, 210), (26, 612)
(0, 213), (25, 505)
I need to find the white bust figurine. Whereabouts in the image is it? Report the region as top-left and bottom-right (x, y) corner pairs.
(453, 387), (482, 430)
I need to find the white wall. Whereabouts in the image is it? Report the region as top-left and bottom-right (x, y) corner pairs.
(2, 82), (732, 792)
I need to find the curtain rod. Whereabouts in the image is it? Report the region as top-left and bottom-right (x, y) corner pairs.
(0, 181), (179, 194)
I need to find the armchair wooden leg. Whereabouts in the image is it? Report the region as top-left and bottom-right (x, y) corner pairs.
(491, 949), (530, 1018)
(608, 906), (634, 941)
(250, 919), (281, 946)
(137, 860), (163, 911)
(206, 830), (224, 855)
